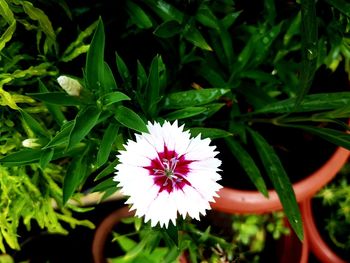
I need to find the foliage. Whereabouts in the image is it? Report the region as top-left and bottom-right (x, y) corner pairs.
(0, 0), (349, 258)
(109, 211), (289, 263)
(317, 163), (350, 252)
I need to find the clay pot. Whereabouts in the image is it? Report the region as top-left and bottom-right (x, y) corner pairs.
(92, 206), (188, 263)
(301, 198), (347, 263)
(212, 146), (350, 214)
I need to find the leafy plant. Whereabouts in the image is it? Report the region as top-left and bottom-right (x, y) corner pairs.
(317, 163), (350, 253)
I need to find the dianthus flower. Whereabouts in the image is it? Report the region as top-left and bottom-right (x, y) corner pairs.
(114, 121), (222, 227)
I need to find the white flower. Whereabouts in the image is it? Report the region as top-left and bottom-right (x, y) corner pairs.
(114, 121), (222, 228)
(57, 75), (82, 96)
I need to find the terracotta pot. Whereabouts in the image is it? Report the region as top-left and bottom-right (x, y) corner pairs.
(212, 146), (350, 214)
(301, 198), (347, 263)
(276, 219), (309, 263)
(92, 206), (188, 263)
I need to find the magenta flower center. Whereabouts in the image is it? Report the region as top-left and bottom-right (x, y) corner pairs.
(144, 146), (192, 193)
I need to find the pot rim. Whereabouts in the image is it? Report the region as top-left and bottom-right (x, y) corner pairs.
(212, 146), (349, 214)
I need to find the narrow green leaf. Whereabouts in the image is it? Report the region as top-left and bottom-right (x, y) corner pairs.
(101, 62), (117, 93)
(39, 148), (54, 169)
(0, 149), (41, 165)
(38, 80), (66, 125)
(143, 0), (184, 22)
(160, 223), (178, 247)
(164, 88), (229, 109)
(99, 91), (130, 107)
(27, 92), (84, 106)
(0, 0), (15, 24)
(225, 137), (268, 197)
(326, 0), (350, 18)
(96, 123), (119, 168)
(63, 154), (88, 204)
(196, 5), (219, 30)
(62, 20), (98, 61)
(183, 25), (212, 51)
(248, 128), (303, 241)
(43, 122), (73, 149)
(0, 21), (16, 52)
(115, 52), (130, 82)
(189, 127), (232, 139)
(286, 125), (350, 150)
(153, 20), (182, 38)
(19, 109), (50, 138)
(85, 18), (105, 92)
(221, 11), (241, 29)
(94, 158), (119, 181)
(164, 107), (207, 120)
(137, 60), (147, 92)
(20, 1), (56, 40)
(126, 1), (153, 29)
(256, 92), (350, 114)
(147, 55), (166, 117)
(295, 0), (318, 108)
(68, 105), (101, 149)
(114, 106), (148, 133)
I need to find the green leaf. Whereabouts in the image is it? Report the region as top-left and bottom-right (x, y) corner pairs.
(19, 109), (50, 138)
(27, 92), (84, 106)
(221, 10), (241, 29)
(255, 92), (350, 114)
(248, 128), (303, 241)
(146, 55), (165, 117)
(67, 105), (101, 150)
(160, 223), (178, 247)
(183, 25), (212, 51)
(43, 122), (74, 149)
(101, 62), (117, 93)
(114, 106), (148, 133)
(326, 0), (350, 18)
(126, 1), (153, 29)
(85, 18), (105, 92)
(143, 0), (183, 22)
(164, 88), (229, 109)
(225, 137), (268, 197)
(115, 52), (130, 83)
(94, 158), (119, 181)
(164, 107), (207, 120)
(0, 0), (15, 24)
(153, 20), (182, 38)
(20, 1), (56, 40)
(286, 125), (350, 150)
(98, 91), (130, 107)
(38, 80), (66, 125)
(0, 149), (41, 166)
(96, 123), (119, 168)
(39, 148), (54, 169)
(295, 0), (318, 108)
(0, 21), (16, 52)
(63, 153), (88, 204)
(62, 20), (98, 62)
(195, 5), (219, 30)
(189, 127), (232, 139)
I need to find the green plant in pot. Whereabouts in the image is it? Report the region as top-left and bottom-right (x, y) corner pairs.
(301, 163), (350, 263)
(2, 0), (350, 260)
(92, 205), (292, 263)
(111, 0), (350, 240)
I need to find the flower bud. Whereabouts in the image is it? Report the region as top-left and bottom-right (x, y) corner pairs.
(57, 75), (82, 96)
(22, 138), (41, 149)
